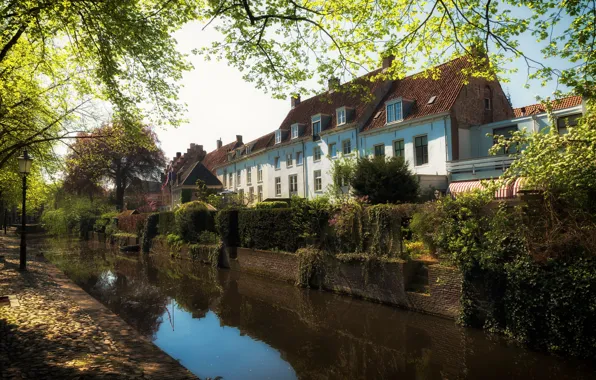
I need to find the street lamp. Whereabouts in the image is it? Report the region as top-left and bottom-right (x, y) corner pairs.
(17, 149), (33, 271)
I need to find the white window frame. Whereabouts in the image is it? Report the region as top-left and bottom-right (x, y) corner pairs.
(291, 124), (299, 139)
(228, 172), (234, 189)
(386, 99), (403, 124)
(275, 177), (282, 196)
(484, 97), (492, 110)
(236, 170), (242, 185)
(336, 107), (346, 126)
(257, 164), (263, 182)
(342, 139), (352, 155)
(313, 146), (322, 162)
(275, 129), (282, 144)
(296, 151), (303, 166)
(286, 153), (293, 167)
(314, 170), (322, 192)
(289, 174), (298, 195)
(248, 187), (254, 203)
(223, 170), (227, 187)
(247, 167), (252, 185)
(329, 142), (337, 158)
(312, 116), (322, 138)
(274, 156), (280, 170)
(257, 185), (263, 202)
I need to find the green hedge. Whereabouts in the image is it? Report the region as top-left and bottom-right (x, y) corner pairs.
(158, 211), (176, 235)
(141, 213), (159, 253)
(174, 201), (216, 243)
(238, 208), (300, 252)
(255, 201), (288, 209)
(216, 209), (239, 247)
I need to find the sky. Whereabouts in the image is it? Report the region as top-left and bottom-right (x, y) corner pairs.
(156, 19), (575, 161)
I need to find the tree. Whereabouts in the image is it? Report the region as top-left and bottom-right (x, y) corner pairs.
(327, 155), (356, 203)
(64, 123), (166, 211)
(196, 0), (595, 100)
(0, 0), (197, 171)
(351, 156), (419, 204)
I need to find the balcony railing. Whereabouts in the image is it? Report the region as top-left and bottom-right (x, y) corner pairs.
(447, 156), (515, 177)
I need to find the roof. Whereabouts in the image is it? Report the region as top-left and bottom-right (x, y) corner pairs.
(363, 56), (472, 132)
(126, 179), (162, 193)
(182, 161), (222, 187)
(513, 96), (583, 117)
(201, 140), (243, 172)
(118, 210), (139, 217)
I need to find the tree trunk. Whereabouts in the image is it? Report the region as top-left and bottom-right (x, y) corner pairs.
(115, 166), (124, 211)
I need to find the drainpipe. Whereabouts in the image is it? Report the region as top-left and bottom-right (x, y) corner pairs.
(302, 140), (308, 199)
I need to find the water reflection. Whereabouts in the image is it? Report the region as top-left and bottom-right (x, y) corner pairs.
(45, 240), (596, 380)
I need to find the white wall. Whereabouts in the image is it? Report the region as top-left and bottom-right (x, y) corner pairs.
(359, 116), (451, 176)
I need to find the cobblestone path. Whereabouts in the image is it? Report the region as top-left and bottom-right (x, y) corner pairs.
(0, 232), (197, 380)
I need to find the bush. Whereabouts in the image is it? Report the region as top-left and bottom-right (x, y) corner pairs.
(181, 188), (192, 204)
(290, 197), (334, 247)
(255, 201), (288, 209)
(296, 247), (327, 288)
(94, 212), (118, 233)
(141, 213), (159, 253)
(351, 156), (419, 204)
(41, 209), (68, 236)
(238, 208), (300, 252)
(158, 211), (176, 235)
(174, 201), (215, 243)
(216, 209), (239, 246)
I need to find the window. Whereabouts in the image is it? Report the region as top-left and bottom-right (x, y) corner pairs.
(314, 170), (322, 192)
(313, 146), (322, 161)
(257, 185), (263, 202)
(493, 126), (518, 154)
(557, 113), (581, 134)
(238, 189), (244, 202)
(275, 129), (282, 144)
(291, 124), (299, 139)
(337, 108), (346, 125)
(484, 86), (492, 110)
(257, 164), (263, 182)
(484, 98), (492, 110)
(374, 144), (385, 157)
(312, 119), (321, 139)
(248, 187), (254, 203)
(296, 151), (303, 165)
(393, 139), (405, 158)
(223, 170), (227, 187)
(342, 139), (352, 155)
(247, 167), (252, 185)
(386, 100), (403, 123)
(415, 135), (428, 165)
(237, 170), (241, 185)
(286, 153), (293, 167)
(245, 145), (252, 155)
(329, 143), (337, 158)
(289, 174), (298, 195)
(228, 173), (233, 188)
(274, 156), (280, 170)
(275, 177), (281, 196)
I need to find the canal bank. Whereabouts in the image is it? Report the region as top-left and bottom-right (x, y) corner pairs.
(0, 232), (196, 379)
(41, 237), (596, 379)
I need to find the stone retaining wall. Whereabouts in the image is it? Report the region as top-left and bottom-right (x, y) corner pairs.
(230, 247), (299, 283)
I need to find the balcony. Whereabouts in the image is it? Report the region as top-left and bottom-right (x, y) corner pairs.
(447, 155), (515, 182)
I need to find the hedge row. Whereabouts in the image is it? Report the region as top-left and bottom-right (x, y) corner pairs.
(158, 211), (176, 236)
(238, 208), (300, 252)
(117, 214), (148, 235)
(174, 201), (216, 242)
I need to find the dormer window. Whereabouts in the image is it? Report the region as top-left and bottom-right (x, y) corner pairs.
(312, 117), (321, 139)
(227, 152), (234, 162)
(245, 145), (252, 155)
(275, 129), (282, 144)
(386, 100), (403, 123)
(291, 124), (299, 139)
(336, 107), (346, 125)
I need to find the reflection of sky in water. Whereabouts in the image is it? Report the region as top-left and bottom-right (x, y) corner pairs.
(154, 301), (297, 380)
(97, 270), (117, 289)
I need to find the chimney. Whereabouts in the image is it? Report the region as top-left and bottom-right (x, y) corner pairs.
(382, 55), (395, 70)
(236, 135), (243, 144)
(328, 77), (340, 92)
(176, 152), (181, 158)
(291, 95), (301, 109)
(190, 143), (196, 149)
(216, 139), (222, 149)
(520, 107), (526, 116)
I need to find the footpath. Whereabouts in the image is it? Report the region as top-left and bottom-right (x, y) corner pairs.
(0, 231), (197, 380)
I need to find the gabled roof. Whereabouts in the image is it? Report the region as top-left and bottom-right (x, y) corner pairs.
(201, 140), (243, 172)
(513, 95), (583, 117)
(182, 161), (222, 187)
(363, 56), (472, 132)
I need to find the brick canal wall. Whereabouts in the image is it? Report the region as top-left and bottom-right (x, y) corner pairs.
(221, 246), (462, 319)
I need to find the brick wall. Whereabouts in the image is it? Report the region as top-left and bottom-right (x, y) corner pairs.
(451, 78), (514, 129)
(407, 265), (462, 318)
(231, 247), (299, 283)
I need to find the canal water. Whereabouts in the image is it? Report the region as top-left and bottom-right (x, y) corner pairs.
(43, 240), (595, 380)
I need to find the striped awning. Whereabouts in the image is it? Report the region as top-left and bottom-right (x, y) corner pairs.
(448, 178), (524, 199)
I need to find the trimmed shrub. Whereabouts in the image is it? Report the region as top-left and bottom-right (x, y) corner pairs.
(174, 201), (216, 243)
(238, 208), (300, 252)
(158, 211), (176, 235)
(351, 156), (419, 204)
(216, 209), (239, 247)
(141, 213), (159, 253)
(255, 201), (288, 209)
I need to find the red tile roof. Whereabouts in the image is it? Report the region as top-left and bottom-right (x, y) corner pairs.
(201, 140), (243, 172)
(513, 95), (583, 117)
(363, 56), (472, 132)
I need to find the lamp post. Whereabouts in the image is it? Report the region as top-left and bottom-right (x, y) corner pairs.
(17, 149), (33, 271)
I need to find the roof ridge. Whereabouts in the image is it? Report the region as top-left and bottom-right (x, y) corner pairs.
(513, 95), (582, 111)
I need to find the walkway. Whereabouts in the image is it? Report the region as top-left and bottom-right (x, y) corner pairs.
(0, 232), (197, 379)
